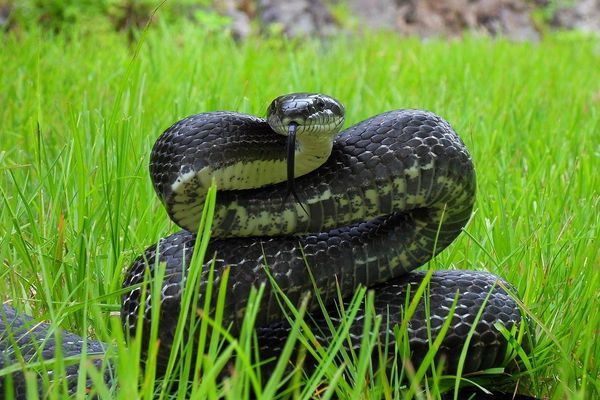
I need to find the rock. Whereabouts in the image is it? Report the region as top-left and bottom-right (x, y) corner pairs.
(551, 0), (600, 33)
(349, 0), (541, 41)
(218, 0), (252, 40)
(257, 0), (338, 37)
(349, 0), (398, 31)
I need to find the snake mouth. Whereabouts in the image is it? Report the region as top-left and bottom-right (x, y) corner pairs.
(266, 93), (345, 138)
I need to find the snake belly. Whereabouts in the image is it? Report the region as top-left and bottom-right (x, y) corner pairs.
(121, 108), (521, 370)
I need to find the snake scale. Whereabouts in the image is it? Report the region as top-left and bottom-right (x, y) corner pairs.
(1, 93), (525, 397)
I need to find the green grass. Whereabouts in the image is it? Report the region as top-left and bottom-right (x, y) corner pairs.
(0, 21), (598, 399)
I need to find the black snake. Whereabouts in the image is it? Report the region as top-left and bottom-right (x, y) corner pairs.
(0, 93), (525, 397)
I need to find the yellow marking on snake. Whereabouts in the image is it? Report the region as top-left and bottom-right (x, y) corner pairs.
(170, 132), (337, 233)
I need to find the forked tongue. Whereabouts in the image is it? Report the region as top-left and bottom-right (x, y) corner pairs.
(285, 122), (308, 215)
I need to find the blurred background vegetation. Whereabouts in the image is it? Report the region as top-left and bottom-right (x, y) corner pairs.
(1, 0), (598, 41)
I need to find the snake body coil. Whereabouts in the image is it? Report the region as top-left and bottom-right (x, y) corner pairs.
(1, 94), (525, 397)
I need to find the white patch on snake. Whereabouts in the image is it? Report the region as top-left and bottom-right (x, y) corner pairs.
(405, 165), (420, 179)
(294, 136), (333, 177)
(171, 169), (202, 194)
(391, 176), (407, 209)
(220, 160), (289, 189)
(378, 182), (391, 195)
(364, 255), (378, 264)
(421, 160), (434, 170)
(305, 188), (332, 204)
(407, 242), (419, 253)
(406, 194), (426, 205)
(303, 187), (335, 228)
(363, 188), (379, 213)
(282, 208), (300, 233)
(349, 194), (365, 220)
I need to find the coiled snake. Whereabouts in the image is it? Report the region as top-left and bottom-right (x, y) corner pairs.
(1, 93), (525, 397)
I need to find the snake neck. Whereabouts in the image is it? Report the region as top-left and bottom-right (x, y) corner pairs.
(164, 132), (334, 233)
(293, 134), (334, 177)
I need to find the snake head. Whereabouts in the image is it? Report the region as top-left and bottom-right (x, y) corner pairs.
(267, 93), (345, 215)
(266, 93), (345, 138)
